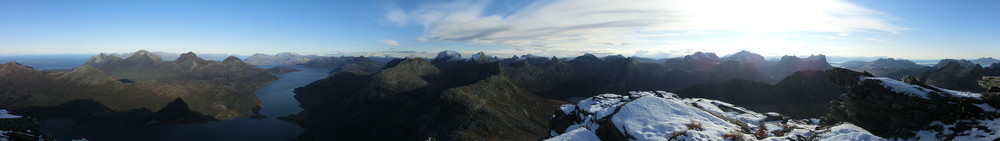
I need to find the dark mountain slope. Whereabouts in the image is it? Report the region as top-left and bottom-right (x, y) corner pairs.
(286, 57), (554, 141)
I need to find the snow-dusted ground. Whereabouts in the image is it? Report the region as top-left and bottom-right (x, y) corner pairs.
(905, 118), (1000, 140)
(548, 89), (1000, 141)
(547, 91), (885, 141)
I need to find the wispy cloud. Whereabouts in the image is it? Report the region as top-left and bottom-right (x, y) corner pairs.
(379, 39), (400, 46)
(386, 0), (905, 50)
(384, 3), (408, 26)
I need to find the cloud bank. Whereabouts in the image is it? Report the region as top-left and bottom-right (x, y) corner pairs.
(386, 0), (905, 50)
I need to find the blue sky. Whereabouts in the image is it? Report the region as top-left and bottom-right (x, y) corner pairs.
(0, 0), (997, 59)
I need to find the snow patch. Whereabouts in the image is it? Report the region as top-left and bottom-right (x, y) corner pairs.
(545, 127), (600, 141)
(974, 103), (997, 113)
(549, 91), (885, 141)
(576, 94), (626, 119)
(471, 52), (487, 61)
(817, 123), (885, 140)
(558, 105), (575, 115)
(0, 109), (22, 119)
(862, 77), (982, 100)
(907, 118), (1000, 140)
(612, 97), (737, 140)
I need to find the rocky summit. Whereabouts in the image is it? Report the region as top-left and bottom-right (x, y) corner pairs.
(548, 73), (1000, 140)
(547, 91), (882, 140)
(823, 68), (1000, 139)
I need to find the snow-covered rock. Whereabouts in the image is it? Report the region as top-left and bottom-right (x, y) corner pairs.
(431, 50), (470, 64)
(0, 109), (21, 119)
(436, 50), (462, 60)
(862, 77), (981, 100)
(824, 68), (1000, 139)
(814, 123), (883, 140)
(546, 127), (600, 141)
(470, 52), (488, 61)
(0, 109), (52, 141)
(547, 91), (883, 140)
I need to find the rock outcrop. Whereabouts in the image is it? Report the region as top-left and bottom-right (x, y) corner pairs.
(981, 76), (1000, 92)
(823, 68), (1000, 138)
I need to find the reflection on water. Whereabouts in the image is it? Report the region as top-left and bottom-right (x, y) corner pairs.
(41, 66), (329, 141)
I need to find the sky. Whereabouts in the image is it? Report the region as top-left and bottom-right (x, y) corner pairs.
(0, 0), (998, 59)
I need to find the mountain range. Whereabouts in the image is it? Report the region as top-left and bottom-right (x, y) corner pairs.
(0, 50), (276, 125)
(3, 49), (999, 140)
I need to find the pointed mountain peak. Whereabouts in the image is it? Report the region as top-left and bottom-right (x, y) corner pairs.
(573, 53), (600, 61)
(686, 52), (720, 62)
(471, 52), (487, 59)
(1, 61), (32, 69)
(435, 50), (462, 60)
(606, 54), (626, 59)
(779, 55), (801, 61)
(385, 57), (432, 69)
(0, 62), (44, 75)
(175, 51), (206, 63)
(61, 64), (113, 83)
(125, 50), (164, 62)
(250, 53), (270, 57)
(275, 52), (299, 58)
(223, 56), (244, 64)
(432, 50), (465, 64)
(86, 52), (123, 65)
